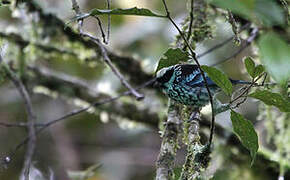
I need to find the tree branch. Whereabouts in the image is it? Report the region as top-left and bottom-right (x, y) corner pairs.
(156, 100), (182, 180)
(3, 65), (36, 180)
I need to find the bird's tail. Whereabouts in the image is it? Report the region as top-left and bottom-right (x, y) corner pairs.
(230, 79), (278, 87)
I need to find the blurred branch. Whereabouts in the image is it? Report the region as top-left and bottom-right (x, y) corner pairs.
(28, 65), (158, 126)
(0, 32), (76, 56)
(3, 76), (156, 166)
(3, 64), (36, 180)
(28, 65), (99, 98)
(7, 0), (153, 86)
(227, 10), (240, 44)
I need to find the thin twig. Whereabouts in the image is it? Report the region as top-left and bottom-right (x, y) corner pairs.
(230, 72), (266, 105)
(196, 23), (251, 58)
(261, 73), (268, 86)
(94, 16), (107, 44)
(0, 122), (45, 128)
(0, 122), (28, 128)
(161, 0), (215, 146)
(210, 27), (258, 66)
(106, 0), (111, 44)
(3, 65), (36, 180)
(71, 0), (83, 33)
(70, 0), (144, 100)
(28, 65), (95, 95)
(227, 10), (240, 44)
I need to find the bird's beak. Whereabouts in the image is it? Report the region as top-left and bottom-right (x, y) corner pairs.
(153, 81), (161, 88)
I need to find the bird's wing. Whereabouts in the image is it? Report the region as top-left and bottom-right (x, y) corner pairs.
(177, 64), (217, 87)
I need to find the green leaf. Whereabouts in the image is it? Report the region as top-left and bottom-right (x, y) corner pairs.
(230, 110), (259, 166)
(201, 65), (233, 96)
(258, 32), (290, 85)
(244, 57), (264, 78)
(211, 0), (285, 26)
(155, 48), (190, 73)
(249, 90), (290, 112)
(244, 57), (256, 78)
(253, 65), (264, 78)
(89, 7), (166, 18)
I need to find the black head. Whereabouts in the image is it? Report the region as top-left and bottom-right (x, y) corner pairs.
(154, 66), (174, 88)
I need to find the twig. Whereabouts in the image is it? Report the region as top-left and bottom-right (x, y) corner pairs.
(0, 32), (77, 56)
(161, 0), (215, 146)
(0, 122), (45, 128)
(261, 73), (268, 86)
(71, 0), (83, 33)
(106, 0), (111, 44)
(227, 10), (240, 44)
(230, 72), (266, 105)
(28, 65), (96, 95)
(0, 122), (28, 128)
(3, 65), (36, 180)
(70, 0), (144, 100)
(210, 27), (259, 66)
(94, 16), (107, 44)
(196, 23), (251, 58)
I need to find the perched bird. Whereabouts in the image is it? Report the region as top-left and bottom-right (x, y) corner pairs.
(155, 64), (250, 113)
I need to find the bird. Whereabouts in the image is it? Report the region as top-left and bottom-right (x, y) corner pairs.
(155, 64), (251, 113)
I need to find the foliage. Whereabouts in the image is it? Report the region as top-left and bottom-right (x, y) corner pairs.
(211, 0), (285, 26)
(155, 48), (190, 73)
(230, 110), (259, 166)
(201, 65), (233, 96)
(258, 32), (290, 85)
(244, 57), (264, 79)
(89, 7), (166, 17)
(249, 90), (290, 112)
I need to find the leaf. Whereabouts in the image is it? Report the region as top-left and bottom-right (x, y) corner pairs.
(155, 48), (190, 73)
(90, 7), (166, 18)
(253, 65), (264, 78)
(249, 90), (290, 112)
(230, 110), (259, 166)
(201, 65), (233, 96)
(258, 32), (290, 85)
(244, 57), (264, 78)
(244, 57), (256, 78)
(211, 0), (285, 26)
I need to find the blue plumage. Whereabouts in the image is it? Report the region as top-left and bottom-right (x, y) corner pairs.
(155, 64), (249, 109)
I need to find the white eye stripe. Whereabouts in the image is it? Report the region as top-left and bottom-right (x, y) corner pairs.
(156, 66), (173, 78)
(156, 68), (167, 78)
